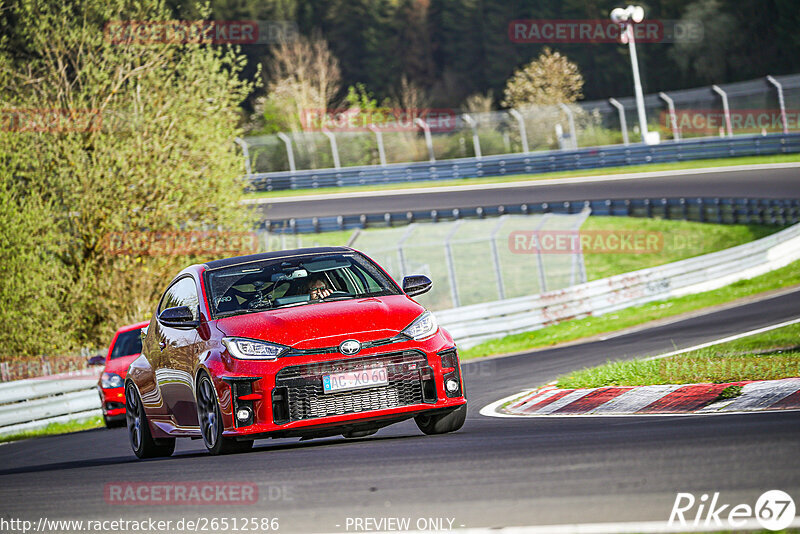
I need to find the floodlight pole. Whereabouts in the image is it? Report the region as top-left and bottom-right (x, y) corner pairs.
(612, 5), (649, 143)
(626, 25), (648, 142)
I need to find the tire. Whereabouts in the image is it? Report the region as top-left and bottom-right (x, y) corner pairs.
(196, 374), (254, 455)
(415, 404), (467, 435)
(125, 383), (175, 458)
(103, 414), (124, 428)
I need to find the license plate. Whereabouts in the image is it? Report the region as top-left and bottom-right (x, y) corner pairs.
(322, 367), (388, 394)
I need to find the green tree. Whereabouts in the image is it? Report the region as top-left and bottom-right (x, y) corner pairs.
(0, 180), (67, 358)
(0, 0), (255, 351)
(502, 47), (584, 108)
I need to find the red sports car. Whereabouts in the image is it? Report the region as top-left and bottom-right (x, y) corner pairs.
(125, 247), (466, 457)
(97, 321), (149, 427)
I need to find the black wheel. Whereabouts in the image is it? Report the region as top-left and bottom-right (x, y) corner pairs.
(415, 404), (467, 435)
(196, 374), (254, 455)
(125, 383), (175, 458)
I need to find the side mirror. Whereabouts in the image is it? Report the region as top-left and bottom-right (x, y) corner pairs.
(158, 306), (199, 328)
(87, 355), (105, 366)
(402, 275), (432, 297)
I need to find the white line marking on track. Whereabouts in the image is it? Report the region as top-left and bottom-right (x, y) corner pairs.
(642, 316), (800, 361)
(243, 161), (800, 205)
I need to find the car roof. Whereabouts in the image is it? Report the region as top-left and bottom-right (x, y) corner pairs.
(117, 320), (149, 333)
(202, 246), (354, 271)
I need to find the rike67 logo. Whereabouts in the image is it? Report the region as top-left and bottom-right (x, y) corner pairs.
(669, 490), (796, 531)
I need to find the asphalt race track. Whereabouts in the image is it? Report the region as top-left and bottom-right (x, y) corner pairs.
(1, 288), (798, 531)
(253, 165), (800, 220)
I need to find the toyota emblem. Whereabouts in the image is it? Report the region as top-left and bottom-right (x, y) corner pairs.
(339, 340), (361, 355)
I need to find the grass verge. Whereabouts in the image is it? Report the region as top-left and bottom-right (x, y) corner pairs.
(460, 259), (800, 360)
(554, 322), (800, 389)
(581, 218), (777, 281)
(244, 153), (800, 200)
(0, 415), (104, 444)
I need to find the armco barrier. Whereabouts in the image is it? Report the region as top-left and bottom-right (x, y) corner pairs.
(248, 133), (800, 192)
(262, 197), (800, 234)
(436, 222), (800, 348)
(0, 373), (100, 437)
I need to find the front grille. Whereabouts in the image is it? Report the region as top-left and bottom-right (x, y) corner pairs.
(274, 350), (428, 422)
(283, 335), (407, 357)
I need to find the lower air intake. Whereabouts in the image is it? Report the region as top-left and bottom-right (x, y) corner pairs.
(275, 350), (427, 422)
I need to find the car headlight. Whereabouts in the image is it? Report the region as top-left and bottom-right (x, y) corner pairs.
(401, 311), (438, 340)
(222, 337), (288, 360)
(101, 372), (123, 389)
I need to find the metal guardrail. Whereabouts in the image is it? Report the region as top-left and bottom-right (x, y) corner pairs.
(436, 222), (800, 348)
(248, 133), (800, 192)
(0, 373), (100, 437)
(263, 197), (800, 234)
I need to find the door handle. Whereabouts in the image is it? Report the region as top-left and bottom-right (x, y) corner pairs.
(159, 341), (167, 351)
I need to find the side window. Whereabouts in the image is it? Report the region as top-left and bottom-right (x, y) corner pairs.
(158, 277), (199, 320)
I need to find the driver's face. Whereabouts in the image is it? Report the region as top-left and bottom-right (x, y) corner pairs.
(309, 280), (327, 291)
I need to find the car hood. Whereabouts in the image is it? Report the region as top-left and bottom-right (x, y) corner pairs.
(213, 295), (425, 350)
(103, 353), (140, 378)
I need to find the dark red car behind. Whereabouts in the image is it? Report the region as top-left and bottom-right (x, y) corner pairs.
(97, 321), (149, 427)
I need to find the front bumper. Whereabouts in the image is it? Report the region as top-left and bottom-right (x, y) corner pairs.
(98, 386), (126, 418)
(210, 333), (465, 438)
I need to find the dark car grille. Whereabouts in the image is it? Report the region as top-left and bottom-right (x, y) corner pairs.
(274, 350), (428, 422)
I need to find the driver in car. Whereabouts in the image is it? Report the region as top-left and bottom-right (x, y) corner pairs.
(307, 276), (333, 301)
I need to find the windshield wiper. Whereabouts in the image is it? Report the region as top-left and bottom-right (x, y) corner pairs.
(215, 307), (272, 318)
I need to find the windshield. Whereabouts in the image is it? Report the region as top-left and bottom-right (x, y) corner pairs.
(205, 252), (400, 318)
(109, 329), (143, 360)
